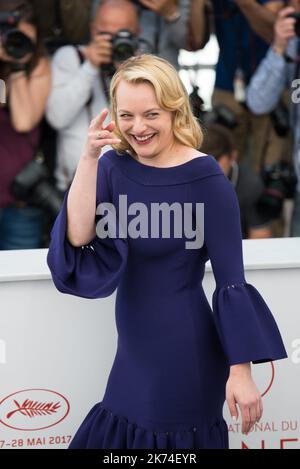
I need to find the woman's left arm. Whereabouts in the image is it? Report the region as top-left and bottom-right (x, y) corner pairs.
(192, 166), (287, 433)
(198, 169), (287, 366)
(9, 56), (51, 133)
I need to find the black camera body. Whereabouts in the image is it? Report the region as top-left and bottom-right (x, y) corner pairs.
(0, 10), (34, 60)
(189, 85), (205, 122)
(111, 29), (139, 63)
(287, 12), (300, 37)
(203, 104), (238, 129)
(257, 160), (298, 218)
(99, 29), (139, 77)
(99, 29), (139, 65)
(270, 100), (290, 138)
(11, 154), (64, 219)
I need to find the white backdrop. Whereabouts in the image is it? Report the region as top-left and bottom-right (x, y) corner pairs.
(0, 238), (299, 449)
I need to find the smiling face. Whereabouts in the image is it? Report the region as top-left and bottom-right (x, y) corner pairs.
(115, 80), (177, 161)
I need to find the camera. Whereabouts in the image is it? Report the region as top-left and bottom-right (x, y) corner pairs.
(270, 100), (290, 137)
(11, 153), (64, 219)
(189, 85), (205, 122)
(0, 10), (34, 60)
(111, 29), (139, 63)
(99, 29), (139, 77)
(203, 104), (238, 129)
(98, 29), (139, 65)
(257, 160), (298, 218)
(188, 84), (238, 130)
(287, 12), (300, 37)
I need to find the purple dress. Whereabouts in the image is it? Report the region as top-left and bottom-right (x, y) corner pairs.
(47, 150), (288, 449)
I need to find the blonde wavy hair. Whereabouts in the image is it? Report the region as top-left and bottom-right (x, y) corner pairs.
(109, 54), (203, 156)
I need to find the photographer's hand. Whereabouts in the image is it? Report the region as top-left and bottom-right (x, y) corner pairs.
(273, 7), (297, 56)
(8, 56), (50, 132)
(83, 33), (113, 68)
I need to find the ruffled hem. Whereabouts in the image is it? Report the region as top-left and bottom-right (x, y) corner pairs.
(68, 402), (229, 449)
(212, 281), (288, 366)
(47, 189), (128, 299)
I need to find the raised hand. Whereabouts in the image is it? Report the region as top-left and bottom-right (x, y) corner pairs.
(83, 108), (121, 160)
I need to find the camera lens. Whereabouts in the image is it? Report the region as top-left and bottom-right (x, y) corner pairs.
(111, 29), (137, 63)
(113, 42), (135, 62)
(287, 12), (300, 38)
(3, 29), (34, 60)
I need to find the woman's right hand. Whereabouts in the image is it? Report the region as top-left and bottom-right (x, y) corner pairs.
(83, 108), (121, 160)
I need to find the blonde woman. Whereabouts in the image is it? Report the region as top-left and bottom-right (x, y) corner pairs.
(47, 54), (287, 449)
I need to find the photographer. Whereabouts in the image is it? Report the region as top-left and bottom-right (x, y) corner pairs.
(201, 123), (274, 239)
(93, 0), (195, 70)
(0, 0), (51, 250)
(211, 0), (288, 175)
(247, 1), (300, 236)
(46, 0), (140, 193)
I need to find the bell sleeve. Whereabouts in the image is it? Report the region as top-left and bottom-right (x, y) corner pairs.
(202, 172), (288, 366)
(46, 155), (128, 299)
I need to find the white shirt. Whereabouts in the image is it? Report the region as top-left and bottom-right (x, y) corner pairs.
(46, 45), (111, 192)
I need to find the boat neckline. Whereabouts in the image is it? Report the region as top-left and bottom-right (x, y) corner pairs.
(122, 152), (214, 170)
